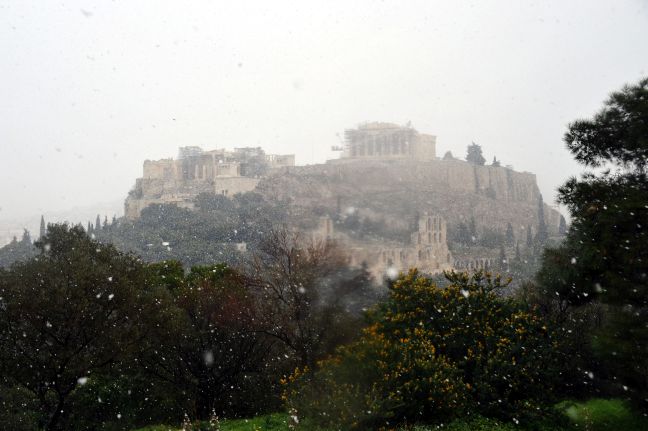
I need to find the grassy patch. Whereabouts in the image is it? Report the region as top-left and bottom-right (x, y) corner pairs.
(135, 399), (648, 431)
(221, 413), (290, 431)
(132, 413), (290, 431)
(559, 398), (648, 431)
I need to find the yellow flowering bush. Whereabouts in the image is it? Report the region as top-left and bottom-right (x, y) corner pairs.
(285, 270), (562, 429)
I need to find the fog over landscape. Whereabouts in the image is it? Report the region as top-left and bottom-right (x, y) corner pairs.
(2, 2), (648, 429)
(1, 0), (647, 236)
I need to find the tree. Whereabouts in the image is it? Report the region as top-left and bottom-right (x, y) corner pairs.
(39, 216), (46, 239)
(564, 77), (648, 171)
(95, 214), (101, 232)
(286, 271), (563, 429)
(526, 225), (533, 250)
(0, 224), (152, 430)
(466, 142), (486, 165)
(534, 196), (548, 247)
(247, 227), (375, 368)
(535, 78), (648, 412)
(443, 150), (454, 160)
(558, 215), (567, 235)
(140, 263), (277, 420)
(492, 156), (501, 167)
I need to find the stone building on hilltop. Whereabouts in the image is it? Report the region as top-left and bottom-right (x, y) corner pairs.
(338, 122), (437, 161)
(124, 146), (294, 219)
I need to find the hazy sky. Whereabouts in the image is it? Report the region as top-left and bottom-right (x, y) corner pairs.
(1, 0), (647, 222)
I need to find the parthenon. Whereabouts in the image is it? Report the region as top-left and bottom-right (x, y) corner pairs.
(341, 122), (437, 161)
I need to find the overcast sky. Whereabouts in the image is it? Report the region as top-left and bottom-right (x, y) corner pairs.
(1, 0), (647, 223)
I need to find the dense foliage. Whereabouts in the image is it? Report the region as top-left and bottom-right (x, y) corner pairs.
(0, 224), (375, 430)
(0, 225), (156, 430)
(533, 77), (648, 410)
(285, 271), (563, 429)
(96, 192), (290, 268)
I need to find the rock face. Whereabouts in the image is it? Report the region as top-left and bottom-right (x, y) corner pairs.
(258, 158), (562, 245)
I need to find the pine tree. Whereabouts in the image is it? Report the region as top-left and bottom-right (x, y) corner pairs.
(95, 215), (101, 232)
(514, 241), (521, 262)
(535, 78), (648, 411)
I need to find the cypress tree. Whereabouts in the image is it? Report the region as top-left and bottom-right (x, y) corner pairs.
(535, 196), (548, 245)
(558, 215), (567, 235)
(39, 215), (46, 239)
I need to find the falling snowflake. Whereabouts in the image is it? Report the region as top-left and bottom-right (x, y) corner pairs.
(386, 267), (399, 280)
(204, 350), (214, 366)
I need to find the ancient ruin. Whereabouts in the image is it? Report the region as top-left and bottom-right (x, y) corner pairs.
(123, 122), (564, 278)
(338, 122), (437, 161)
(124, 146), (294, 219)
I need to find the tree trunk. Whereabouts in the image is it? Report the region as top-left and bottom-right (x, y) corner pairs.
(195, 385), (216, 421)
(45, 395), (66, 431)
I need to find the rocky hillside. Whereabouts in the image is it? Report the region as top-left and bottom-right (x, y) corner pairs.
(258, 158), (563, 246)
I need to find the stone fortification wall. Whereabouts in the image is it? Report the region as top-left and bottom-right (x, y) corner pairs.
(124, 145), (293, 219)
(258, 158), (560, 244)
(124, 176), (259, 219)
(264, 159), (540, 204)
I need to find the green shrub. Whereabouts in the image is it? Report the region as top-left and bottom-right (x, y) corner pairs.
(285, 270), (564, 429)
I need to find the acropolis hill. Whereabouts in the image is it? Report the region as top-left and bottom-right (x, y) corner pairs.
(125, 122), (562, 275)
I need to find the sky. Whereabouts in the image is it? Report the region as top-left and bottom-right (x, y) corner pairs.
(1, 0), (647, 226)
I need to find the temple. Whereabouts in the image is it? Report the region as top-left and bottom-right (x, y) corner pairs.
(340, 122), (437, 161)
